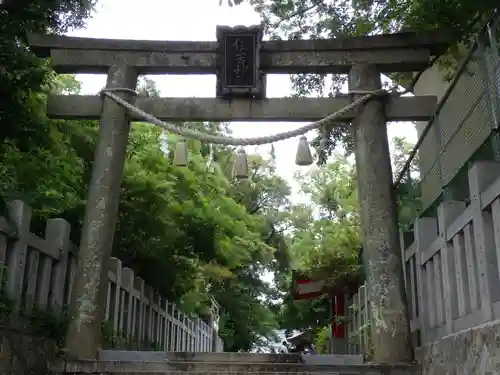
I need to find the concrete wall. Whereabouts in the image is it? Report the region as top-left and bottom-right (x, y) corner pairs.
(418, 318), (500, 375)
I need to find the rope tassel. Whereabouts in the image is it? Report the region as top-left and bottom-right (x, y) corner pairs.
(173, 139), (188, 167)
(233, 148), (249, 179)
(295, 136), (313, 166)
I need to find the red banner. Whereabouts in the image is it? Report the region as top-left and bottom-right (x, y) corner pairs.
(291, 271), (325, 301)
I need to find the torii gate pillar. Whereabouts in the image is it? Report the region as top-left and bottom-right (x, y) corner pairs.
(349, 64), (413, 362)
(64, 64), (138, 359)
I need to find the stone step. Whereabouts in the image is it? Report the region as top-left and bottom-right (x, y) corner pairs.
(165, 352), (364, 365)
(99, 349), (166, 362)
(98, 350), (364, 365)
(61, 359), (417, 375)
(161, 360), (414, 373)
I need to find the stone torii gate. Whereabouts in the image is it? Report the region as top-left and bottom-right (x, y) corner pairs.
(28, 29), (448, 363)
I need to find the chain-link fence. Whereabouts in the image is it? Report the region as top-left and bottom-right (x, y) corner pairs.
(396, 12), (500, 212)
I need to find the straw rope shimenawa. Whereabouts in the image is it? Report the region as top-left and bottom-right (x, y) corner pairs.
(98, 87), (392, 146)
(97, 84), (400, 175)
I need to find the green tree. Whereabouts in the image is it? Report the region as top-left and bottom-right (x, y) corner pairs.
(137, 76), (161, 97)
(392, 136), (422, 230)
(0, 2), (288, 352)
(216, 150), (295, 350)
(0, 1), (96, 148)
(0, 65), (284, 351)
(230, 0), (497, 158)
(274, 136), (420, 336)
(0, 72), (87, 218)
(271, 153), (360, 335)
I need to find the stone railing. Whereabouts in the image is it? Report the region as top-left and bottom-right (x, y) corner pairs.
(0, 200), (223, 352)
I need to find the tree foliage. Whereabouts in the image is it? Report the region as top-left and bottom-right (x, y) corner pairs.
(1, 78), (289, 351)
(272, 138), (420, 339)
(0, 1), (295, 352)
(228, 0), (498, 159)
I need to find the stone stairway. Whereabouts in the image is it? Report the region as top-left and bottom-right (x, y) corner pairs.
(59, 351), (417, 374)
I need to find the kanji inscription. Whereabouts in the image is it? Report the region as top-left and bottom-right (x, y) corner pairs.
(216, 25), (265, 99)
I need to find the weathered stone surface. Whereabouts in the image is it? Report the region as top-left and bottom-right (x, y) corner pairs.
(349, 64), (413, 362)
(46, 95), (437, 122)
(46, 47), (431, 74)
(418, 319), (500, 375)
(55, 358), (417, 375)
(0, 332), (57, 374)
(50, 351), (418, 374)
(28, 31), (450, 56)
(27, 31), (450, 74)
(97, 350), (364, 365)
(64, 64), (138, 360)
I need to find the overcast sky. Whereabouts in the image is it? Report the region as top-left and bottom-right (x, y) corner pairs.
(67, 0), (418, 203)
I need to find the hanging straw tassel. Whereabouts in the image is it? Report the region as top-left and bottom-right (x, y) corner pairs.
(206, 143), (215, 172)
(295, 136), (313, 166)
(233, 147), (249, 179)
(173, 139), (188, 167)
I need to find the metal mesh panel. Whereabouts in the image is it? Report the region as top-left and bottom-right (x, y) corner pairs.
(418, 120), (439, 180)
(484, 18), (500, 128)
(421, 161), (441, 208)
(437, 56), (485, 148)
(440, 57), (490, 184)
(417, 23), (500, 210)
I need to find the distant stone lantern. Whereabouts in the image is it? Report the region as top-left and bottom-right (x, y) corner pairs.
(216, 24), (266, 100)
